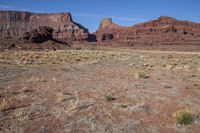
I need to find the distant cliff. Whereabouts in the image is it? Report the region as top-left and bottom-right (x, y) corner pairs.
(1, 10), (200, 46)
(95, 16), (200, 45)
(0, 11), (89, 41)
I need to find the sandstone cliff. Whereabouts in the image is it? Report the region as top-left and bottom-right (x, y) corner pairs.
(1, 11), (200, 46)
(0, 11), (89, 41)
(96, 16), (200, 45)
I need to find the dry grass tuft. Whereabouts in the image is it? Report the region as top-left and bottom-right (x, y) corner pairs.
(66, 91), (79, 113)
(26, 75), (47, 83)
(0, 98), (8, 111)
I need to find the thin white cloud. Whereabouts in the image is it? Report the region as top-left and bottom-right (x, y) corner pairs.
(73, 13), (146, 22)
(0, 6), (146, 22)
(0, 4), (45, 13)
(0, 5), (28, 11)
(73, 13), (103, 18)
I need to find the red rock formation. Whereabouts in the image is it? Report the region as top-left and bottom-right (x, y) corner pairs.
(0, 11), (89, 41)
(1, 11), (200, 46)
(99, 18), (119, 30)
(96, 16), (200, 45)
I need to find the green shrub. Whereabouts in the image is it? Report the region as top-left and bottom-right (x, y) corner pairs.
(105, 95), (116, 101)
(176, 111), (193, 125)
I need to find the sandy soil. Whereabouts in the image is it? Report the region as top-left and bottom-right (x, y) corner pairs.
(0, 48), (200, 133)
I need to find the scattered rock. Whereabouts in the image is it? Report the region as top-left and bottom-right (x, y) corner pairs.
(52, 77), (58, 83)
(129, 102), (150, 113)
(135, 72), (150, 79)
(7, 43), (15, 49)
(166, 64), (173, 70)
(113, 120), (142, 133)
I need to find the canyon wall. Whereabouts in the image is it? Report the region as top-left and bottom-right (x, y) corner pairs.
(1, 10), (200, 46)
(95, 16), (200, 45)
(0, 11), (89, 41)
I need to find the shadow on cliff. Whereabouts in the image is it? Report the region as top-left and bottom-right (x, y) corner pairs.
(88, 34), (97, 42)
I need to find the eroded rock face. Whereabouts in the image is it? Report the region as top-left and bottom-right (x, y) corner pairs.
(95, 16), (200, 45)
(0, 11), (89, 41)
(98, 18), (119, 30)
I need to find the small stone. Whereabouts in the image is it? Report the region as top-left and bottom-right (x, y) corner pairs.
(52, 77), (58, 83)
(135, 72), (150, 79)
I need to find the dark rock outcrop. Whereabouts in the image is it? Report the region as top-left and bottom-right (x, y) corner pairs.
(22, 26), (54, 43)
(0, 11), (89, 41)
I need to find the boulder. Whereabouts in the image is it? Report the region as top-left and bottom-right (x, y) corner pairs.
(21, 26), (54, 43)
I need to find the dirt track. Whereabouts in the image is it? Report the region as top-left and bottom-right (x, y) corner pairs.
(0, 48), (200, 133)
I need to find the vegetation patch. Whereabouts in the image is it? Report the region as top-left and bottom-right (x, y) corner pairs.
(175, 111), (193, 125)
(105, 95), (116, 101)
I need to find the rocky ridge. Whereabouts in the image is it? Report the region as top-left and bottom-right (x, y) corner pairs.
(95, 16), (200, 46)
(1, 10), (200, 47)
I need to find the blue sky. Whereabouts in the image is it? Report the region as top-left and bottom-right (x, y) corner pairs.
(0, 0), (200, 32)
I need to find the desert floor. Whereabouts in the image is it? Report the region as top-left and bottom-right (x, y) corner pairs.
(0, 47), (200, 133)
